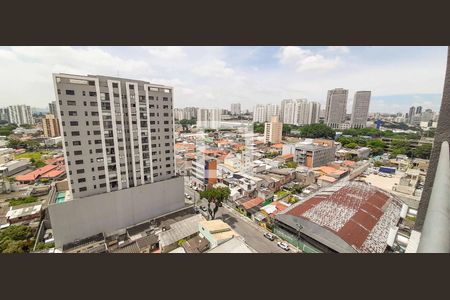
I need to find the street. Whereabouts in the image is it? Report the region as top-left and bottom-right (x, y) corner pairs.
(183, 176), (297, 253)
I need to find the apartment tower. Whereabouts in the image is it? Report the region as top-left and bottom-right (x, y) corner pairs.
(7, 105), (34, 125)
(53, 73), (175, 199)
(264, 115), (283, 144)
(350, 91), (371, 128)
(42, 114), (61, 137)
(325, 88), (348, 129)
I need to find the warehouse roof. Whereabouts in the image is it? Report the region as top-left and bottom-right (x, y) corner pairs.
(277, 181), (402, 253)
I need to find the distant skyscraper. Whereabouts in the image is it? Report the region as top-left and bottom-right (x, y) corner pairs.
(325, 88), (348, 129)
(421, 109), (434, 122)
(7, 105), (34, 125)
(253, 104), (267, 123)
(0, 108), (9, 122)
(307, 101), (321, 124)
(350, 91), (371, 128)
(282, 99), (297, 124)
(230, 103), (241, 116)
(49, 101), (57, 116)
(264, 115), (283, 144)
(42, 114), (61, 137)
(174, 108), (184, 121)
(416, 106), (422, 115)
(197, 108), (221, 129)
(408, 106), (416, 124)
(265, 104), (280, 121)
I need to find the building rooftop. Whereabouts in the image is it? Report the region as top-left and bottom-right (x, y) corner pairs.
(278, 181), (403, 253)
(207, 237), (254, 253)
(241, 197), (265, 210)
(15, 164), (57, 182)
(159, 214), (205, 248)
(199, 219), (232, 234)
(6, 204), (42, 220)
(318, 175), (337, 183)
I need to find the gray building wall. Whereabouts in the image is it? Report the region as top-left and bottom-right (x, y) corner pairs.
(54, 74), (175, 198)
(416, 48), (450, 231)
(48, 176), (185, 248)
(350, 91), (371, 128)
(325, 88), (348, 129)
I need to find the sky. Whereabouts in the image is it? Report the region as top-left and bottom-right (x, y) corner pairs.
(0, 46), (447, 113)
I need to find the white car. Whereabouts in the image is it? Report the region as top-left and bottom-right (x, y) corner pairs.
(277, 241), (290, 251)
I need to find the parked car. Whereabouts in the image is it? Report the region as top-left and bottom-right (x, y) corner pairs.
(200, 206), (207, 212)
(264, 233), (275, 241)
(277, 241), (290, 251)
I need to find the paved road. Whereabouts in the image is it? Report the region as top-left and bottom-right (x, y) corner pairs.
(183, 177), (296, 253)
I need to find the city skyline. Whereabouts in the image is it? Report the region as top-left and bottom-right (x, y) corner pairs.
(0, 46), (446, 113)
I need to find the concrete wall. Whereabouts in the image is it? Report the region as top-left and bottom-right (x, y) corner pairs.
(49, 176), (185, 248)
(416, 48), (450, 231)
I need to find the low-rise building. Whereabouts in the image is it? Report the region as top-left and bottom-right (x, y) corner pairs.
(274, 181), (403, 253)
(6, 204), (42, 225)
(199, 219), (236, 248)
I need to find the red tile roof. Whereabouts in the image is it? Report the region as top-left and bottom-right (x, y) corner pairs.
(285, 181), (402, 253)
(242, 197), (265, 210)
(41, 167), (66, 178)
(272, 143), (283, 149)
(281, 154), (294, 160)
(15, 164), (57, 182)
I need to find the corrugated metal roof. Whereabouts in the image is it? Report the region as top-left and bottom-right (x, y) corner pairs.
(280, 181), (402, 253)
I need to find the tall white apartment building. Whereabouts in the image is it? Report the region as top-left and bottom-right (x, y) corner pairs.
(325, 88), (348, 129)
(7, 105), (34, 125)
(280, 99), (319, 125)
(307, 101), (321, 124)
(230, 103), (241, 115)
(253, 104), (267, 123)
(197, 108), (221, 129)
(183, 107), (198, 120)
(265, 104), (280, 121)
(350, 91), (371, 128)
(174, 108), (184, 121)
(53, 73), (176, 199)
(49, 101), (57, 116)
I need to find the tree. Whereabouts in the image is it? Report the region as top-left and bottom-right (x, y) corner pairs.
(199, 187), (231, 220)
(413, 143), (433, 159)
(345, 142), (358, 149)
(290, 184), (303, 194)
(299, 123), (335, 139)
(253, 122), (265, 134)
(285, 161), (298, 168)
(367, 139), (385, 156)
(0, 225), (34, 253)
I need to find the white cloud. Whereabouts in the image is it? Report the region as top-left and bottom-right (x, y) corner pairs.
(0, 46), (446, 113)
(277, 46), (342, 71)
(326, 46), (350, 53)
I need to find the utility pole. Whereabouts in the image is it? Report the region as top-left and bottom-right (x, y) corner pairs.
(295, 223), (303, 253)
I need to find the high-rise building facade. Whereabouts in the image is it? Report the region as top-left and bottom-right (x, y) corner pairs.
(7, 105), (34, 125)
(416, 106), (422, 115)
(350, 91), (371, 128)
(197, 108), (221, 129)
(265, 104), (280, 122)
(0, 108), (8, 122)
(408, 106), (416, 124)
(42, 114), (61, 137)
(325, 88), (348, 129)
(264, 115), (283, 144)
(49, 101), (57, 116)
(53, 73), (175, 199)
(281, 99), (320, 125)
(230, 103), (241, 116)
(307, 101), (321, 124)
(253, 104), (267, 123)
